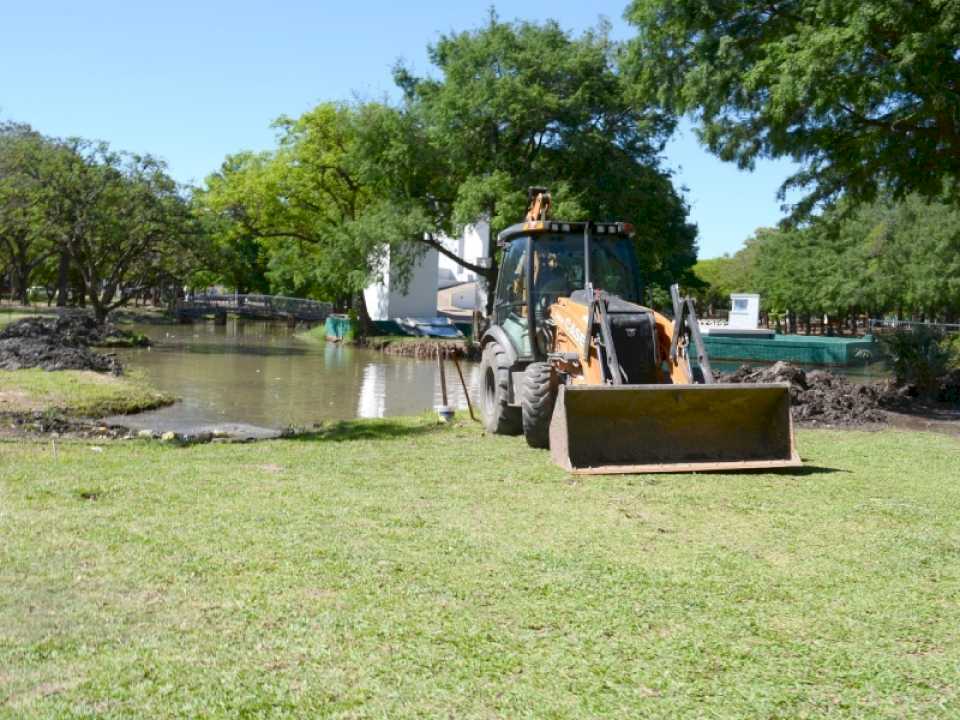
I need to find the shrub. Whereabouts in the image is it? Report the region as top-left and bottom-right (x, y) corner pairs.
(878, 326), (951, 396)
(944, 333), (960, 370)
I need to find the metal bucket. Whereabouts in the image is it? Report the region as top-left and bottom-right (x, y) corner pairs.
(549, 383), (800, 474)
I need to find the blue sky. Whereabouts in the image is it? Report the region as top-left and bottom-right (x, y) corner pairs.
(0, 0), (797, 258)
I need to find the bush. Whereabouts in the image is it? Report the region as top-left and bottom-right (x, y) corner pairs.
(944, 333), (960, 370)
(878, 327), (951, 396)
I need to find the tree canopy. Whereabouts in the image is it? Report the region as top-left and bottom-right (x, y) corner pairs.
(0, 122), (201, 320)
(396, 13), (697, 295)
(624, 0), (960, 217)
(201, 15), (699, 314)
(695, 196), (960, 326)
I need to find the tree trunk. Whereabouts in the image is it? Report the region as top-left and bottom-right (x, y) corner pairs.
(13, 267), (30, 305)
(56, 249), (71, 307)
(355, 291), (374, 337)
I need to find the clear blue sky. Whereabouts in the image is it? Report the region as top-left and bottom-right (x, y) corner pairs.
(0, 0), (797, 259)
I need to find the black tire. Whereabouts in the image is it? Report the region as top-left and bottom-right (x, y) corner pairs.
(480, 341), (521, 435)
(521, 362), (556, 449)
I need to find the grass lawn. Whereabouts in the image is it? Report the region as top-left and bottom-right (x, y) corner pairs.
(1, 421), (958, 718)
(0, 369), (173, 417)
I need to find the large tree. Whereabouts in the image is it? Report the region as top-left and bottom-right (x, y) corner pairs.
(197, 105), (430, 319)
(0, 123), (60, 303)
(203, 16), (699, 316)
(624, 1), (960, 216)
(55, 143), (197, 322)
(395, 14), (697, 301)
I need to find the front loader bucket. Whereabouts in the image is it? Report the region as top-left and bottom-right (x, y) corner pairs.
(550, 383), (800, 474)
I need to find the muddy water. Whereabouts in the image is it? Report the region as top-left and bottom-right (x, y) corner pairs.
(110, 320), (480, 433)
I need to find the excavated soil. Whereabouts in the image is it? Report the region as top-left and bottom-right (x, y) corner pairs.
(719, 361), (891, 427)
(0, 313), (144, 373)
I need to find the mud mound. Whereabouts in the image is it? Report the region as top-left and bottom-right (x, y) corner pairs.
(0, 313), (131, 373)
(720, 361), (888, 427)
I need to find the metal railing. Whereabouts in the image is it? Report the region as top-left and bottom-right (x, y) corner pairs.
(177, 293), (333, 320)
(868, 318), (960, 334)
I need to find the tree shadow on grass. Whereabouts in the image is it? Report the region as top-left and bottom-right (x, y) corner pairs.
(282, 418), (447, 443)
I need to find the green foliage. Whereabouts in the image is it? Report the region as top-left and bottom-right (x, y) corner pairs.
(0, 122), (203, 319)
(878, 327), (952, 396)
(749, 195), (960, 323)
(0, 123), (61, 303)
(196, 104), (429, 303)
(691, 229), (771, 312)
(396, 13), (698, 295)
(945, 334), (960, 370)
(624, 1), (960, 217)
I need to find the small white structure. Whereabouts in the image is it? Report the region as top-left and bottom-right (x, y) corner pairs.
(728, 293), (760, 330)
(364, 222), (490, 322)
(363, 248), (439, 322)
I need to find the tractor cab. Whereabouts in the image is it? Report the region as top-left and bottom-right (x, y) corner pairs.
(493, 218), (642, 360)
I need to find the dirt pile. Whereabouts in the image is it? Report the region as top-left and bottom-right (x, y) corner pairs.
(0, 313), (142, 373)
(720, 361), (888, 426)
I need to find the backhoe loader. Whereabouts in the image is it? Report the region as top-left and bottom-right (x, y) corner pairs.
(479, 188), (800, 474)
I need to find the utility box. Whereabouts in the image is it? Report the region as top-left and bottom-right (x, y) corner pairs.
(729, 293), (760, 329)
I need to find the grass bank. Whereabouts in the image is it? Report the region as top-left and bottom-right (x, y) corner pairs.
(1, 421), (959, 717)
(295, 324), (331, 344)
(0, 369), (173, 417)
(298, 325), (476, 358)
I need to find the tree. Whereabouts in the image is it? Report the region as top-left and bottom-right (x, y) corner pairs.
(624, 1), (960, 217)
(197, 105), (430, 321)
(0, 123), (59, 303)
(393, 13), (697, 305)
(50, 142), (198, 322)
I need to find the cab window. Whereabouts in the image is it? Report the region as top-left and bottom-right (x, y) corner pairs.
(494, 239), (531, 355)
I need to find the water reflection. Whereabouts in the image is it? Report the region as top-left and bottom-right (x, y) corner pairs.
(113, 319), (480, 431)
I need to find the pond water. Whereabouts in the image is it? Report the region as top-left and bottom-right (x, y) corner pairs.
(109, 318), (890, 434)
(111, 319), (480, 433)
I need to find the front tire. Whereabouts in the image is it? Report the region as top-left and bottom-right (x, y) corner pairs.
(480, 341), (521, 435)
(521, 362), (557, 448)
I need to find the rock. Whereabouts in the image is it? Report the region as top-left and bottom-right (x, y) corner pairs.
(138, 429), (156, 439)
(160, 431), (177, 442)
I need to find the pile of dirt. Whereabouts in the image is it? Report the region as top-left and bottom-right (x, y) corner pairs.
(0, 313), (142, 373)
(360, 337), (480, 360)
(720, 361), (888, 427)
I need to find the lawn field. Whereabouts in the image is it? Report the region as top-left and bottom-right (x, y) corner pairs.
(0, 369), (173, 417)
(1, 421), (958, 718)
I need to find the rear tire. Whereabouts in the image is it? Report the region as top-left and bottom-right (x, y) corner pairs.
(480, 341), (521, 435)
(521, 362), (556, 448)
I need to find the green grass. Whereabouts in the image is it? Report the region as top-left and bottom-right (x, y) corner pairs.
(295, 324), (330, 344)
(0, 369), (173, 416)
(1, 421), (959, 717)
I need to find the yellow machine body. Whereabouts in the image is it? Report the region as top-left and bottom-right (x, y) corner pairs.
(545, 295), (800, 474)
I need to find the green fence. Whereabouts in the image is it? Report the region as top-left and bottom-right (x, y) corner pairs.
(701, 334), (879, 366)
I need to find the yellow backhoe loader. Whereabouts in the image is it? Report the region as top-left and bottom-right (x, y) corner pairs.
(479, 188), (800, 474)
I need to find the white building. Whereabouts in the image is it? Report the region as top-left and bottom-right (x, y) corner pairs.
(362, 247), (439, 322)
(363, 222), (490, 322)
